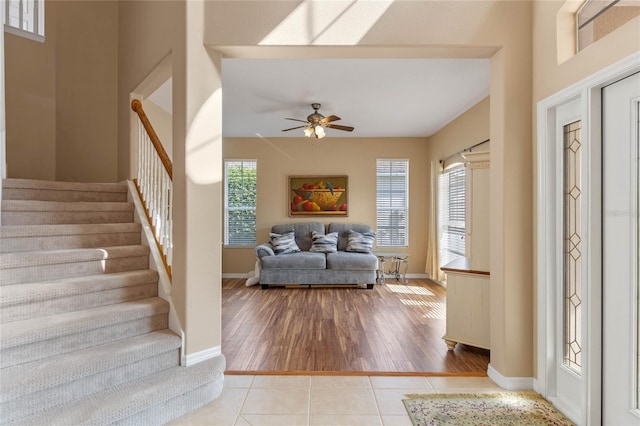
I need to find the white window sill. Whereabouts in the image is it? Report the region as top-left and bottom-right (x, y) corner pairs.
(4, 24), (45, 43)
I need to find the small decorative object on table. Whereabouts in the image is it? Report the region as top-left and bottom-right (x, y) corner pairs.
(289, 175), (348, 216)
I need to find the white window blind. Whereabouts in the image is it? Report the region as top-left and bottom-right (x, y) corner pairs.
(4, 0), (45, 42)
(438, 164), (466, 267)
(224, 160), (257, 246)
(376, 159), (409, 247)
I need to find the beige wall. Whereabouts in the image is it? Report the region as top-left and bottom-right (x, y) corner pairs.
(222, 137), (429, 274)
(5, 6), (56, 180)
(428, 97), (490, 165)
(142, 100), (173, 161)
(533, 1), (640, 102)
(5, 1), (118, 182)
(55, 1), (118, 182)
(119, 0), (224, 356)
(531, 1), (640, 377)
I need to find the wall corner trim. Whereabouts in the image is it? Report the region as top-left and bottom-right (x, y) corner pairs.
(183, 346), (222, 367)
(487, 364), (534, 390)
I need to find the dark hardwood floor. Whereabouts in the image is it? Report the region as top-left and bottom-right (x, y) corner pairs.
(222, 278), (490, 374)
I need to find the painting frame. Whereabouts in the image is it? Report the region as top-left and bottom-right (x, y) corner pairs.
(288, 175), (349, 217)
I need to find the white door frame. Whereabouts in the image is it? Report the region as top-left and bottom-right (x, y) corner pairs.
(536, 51), (640, 425)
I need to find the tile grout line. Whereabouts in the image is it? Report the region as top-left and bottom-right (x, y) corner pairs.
(233, 375), (255, 426)
(307, 375), (312, 426)
(368, 376), (386, 425)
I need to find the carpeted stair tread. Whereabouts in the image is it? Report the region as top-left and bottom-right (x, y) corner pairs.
(12, 357), (225, 426)
(1, 200), (133, 212)
(2, 179), (127, 199)
(0, 330), (181, 402)
(0, 297), (169, 349)
(0, 270), (158, 308)
(0, 178), (223, 424)
(0, 245), (149, 270)
(0, 223), (142, 253)
(0, 223), (140, 238)
(1, 200), (135, 225)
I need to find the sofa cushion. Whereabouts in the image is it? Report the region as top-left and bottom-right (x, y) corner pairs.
(309, 231), (338, 253)
(261, 251), (327, 270)
(328, 223), (375, 251)
(270, 231), (301, 255)
(346, 230), (376, 253)
(272, 222), (324, 251)
(326, 251), (378, 271)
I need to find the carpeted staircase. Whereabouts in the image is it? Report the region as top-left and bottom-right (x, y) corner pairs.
(0, 178), (224, 425)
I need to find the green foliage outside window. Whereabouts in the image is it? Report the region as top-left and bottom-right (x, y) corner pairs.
(225, 162), (257, 246)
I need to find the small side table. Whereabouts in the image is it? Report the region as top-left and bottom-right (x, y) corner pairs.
(374, 252), (410, 284)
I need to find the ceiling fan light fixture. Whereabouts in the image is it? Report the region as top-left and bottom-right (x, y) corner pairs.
(283, 103), (354, 137)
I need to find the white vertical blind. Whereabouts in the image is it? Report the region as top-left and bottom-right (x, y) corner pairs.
(224, 160), (257, 246)
(438, 164), (466, 267)
(376, 159), (409, 247)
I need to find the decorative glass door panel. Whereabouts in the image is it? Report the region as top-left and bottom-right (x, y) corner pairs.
(563, 120), (583, 375)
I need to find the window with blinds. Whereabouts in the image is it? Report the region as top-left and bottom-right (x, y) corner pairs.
(376, 159), (409, 247)
(224, 160), (257, 247)
(4, 0), (45, 42)
(577, 0), (640, 51)
(438, 164), (466, 267)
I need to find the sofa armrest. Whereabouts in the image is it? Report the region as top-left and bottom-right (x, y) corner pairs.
(255, 244), (275, 259)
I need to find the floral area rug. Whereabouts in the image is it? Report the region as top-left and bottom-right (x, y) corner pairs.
(402, 392), (574, 426)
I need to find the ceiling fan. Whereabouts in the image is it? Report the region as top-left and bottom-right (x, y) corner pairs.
(281, 103), (354, 138)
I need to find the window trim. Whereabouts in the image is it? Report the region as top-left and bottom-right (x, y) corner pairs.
(224, 159), (257, 248)
(376, 158), (409, 248)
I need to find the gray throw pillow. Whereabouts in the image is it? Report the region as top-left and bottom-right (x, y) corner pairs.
(269, 230), (301, 255)
(345, 230), (376, 253)
(309, 231), (338, 253)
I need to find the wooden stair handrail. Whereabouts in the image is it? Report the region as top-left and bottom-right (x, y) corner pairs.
(131, 99), (173, 180)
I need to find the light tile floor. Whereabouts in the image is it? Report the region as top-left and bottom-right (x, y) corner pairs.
(169, 375), (502, 426)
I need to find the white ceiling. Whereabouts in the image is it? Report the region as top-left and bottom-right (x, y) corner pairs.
(221, 58), (490, 138)
(147, 58), (491, 139)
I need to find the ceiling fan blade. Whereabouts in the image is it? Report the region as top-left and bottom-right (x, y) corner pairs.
(281, 125), (308, 132)
(325, 124), (354, 132)
(321, 115), (341, 123)
(284, 118), (309, 123)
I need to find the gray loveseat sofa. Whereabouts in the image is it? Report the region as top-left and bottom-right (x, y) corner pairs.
(255, 222), (378, 289)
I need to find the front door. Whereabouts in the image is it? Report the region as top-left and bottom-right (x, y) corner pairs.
(602, 71), (640, 425)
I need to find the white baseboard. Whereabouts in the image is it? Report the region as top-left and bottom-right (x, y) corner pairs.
(487, 364), (534, 390)
(405, 273), (430, 279)
(183, 345), (222, 367)
(222, 273), (250, 279)
(223, 273), (432, 280)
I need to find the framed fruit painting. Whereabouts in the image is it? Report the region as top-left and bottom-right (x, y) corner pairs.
(288, 175), (348, 216)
